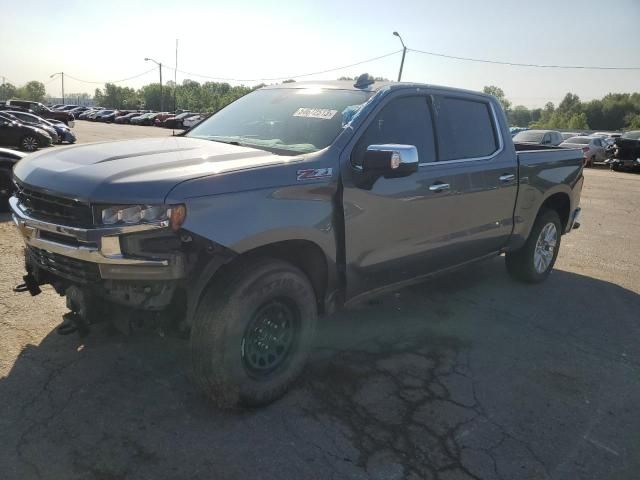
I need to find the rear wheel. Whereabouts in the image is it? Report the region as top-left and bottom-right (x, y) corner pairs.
(506, 209), (562, 283)
(20, 135), (39, 152)
(190, 258), (317, 408)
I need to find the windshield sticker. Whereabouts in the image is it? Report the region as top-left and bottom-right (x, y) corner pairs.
(293, 108), (337, 120)
(297, 168), (333, 181)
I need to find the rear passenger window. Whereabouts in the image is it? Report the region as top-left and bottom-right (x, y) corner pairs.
(352, 96), (436, 165)
(432, 96), (498, 160)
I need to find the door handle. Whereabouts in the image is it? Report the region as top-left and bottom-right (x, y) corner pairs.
(499, 174), (516, 183)
(429, 182), (450, 192)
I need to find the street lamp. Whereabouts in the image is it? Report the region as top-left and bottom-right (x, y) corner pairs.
(144, 57), (163, 111)
(392, 32), (407, 82)
(50, 72), (64, 104)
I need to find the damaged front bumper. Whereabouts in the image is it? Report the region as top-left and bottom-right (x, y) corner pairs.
(10, 196), (185, 282)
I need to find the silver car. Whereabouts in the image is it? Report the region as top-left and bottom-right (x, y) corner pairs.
(560, 136), (607, 167)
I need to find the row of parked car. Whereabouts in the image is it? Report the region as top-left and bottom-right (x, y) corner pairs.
(0, 108), (77, 152)
(511, 128), (640, 171)
(75, 106), (207, 129)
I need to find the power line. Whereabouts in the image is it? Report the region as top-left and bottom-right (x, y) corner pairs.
(172, 50), (402, 82)
(408, 48), (640, 71)
(63, 68), (158, 85)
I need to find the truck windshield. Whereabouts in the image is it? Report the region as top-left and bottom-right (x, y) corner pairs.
(187, 88), (371, 155)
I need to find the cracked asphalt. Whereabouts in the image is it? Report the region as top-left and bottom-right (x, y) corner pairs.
(1, 123), (639, 479)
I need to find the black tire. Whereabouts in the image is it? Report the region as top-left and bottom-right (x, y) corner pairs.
(505, 209), (562, 283)
(190, 258), (317, 408)
(19, 135), (39, 152)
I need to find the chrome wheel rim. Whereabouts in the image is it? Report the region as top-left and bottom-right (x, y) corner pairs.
(21, 137), (37, 151)
(534, 222), (557, 274)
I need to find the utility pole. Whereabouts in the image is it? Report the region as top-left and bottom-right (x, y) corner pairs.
(50, 72), (65, 104)
(145, 58), (163, 111)
(174, 39), (178, 113)
(393, 32), (407, 82)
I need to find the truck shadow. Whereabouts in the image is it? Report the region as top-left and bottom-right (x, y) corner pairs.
(1, 257), (638, 479)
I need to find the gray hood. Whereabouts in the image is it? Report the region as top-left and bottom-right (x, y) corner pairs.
(13, 137), (283, 204)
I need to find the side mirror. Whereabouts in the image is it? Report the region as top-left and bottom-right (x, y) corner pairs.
(362, 144), (419, 177)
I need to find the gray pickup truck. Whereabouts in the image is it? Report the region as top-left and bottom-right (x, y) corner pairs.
(9, 75), (583, 407)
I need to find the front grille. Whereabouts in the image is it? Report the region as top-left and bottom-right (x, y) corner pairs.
(27, 246), (100, 284)
(15, 182), (93, 227)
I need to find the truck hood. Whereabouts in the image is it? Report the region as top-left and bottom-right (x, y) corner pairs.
(13, 136), (286, 204)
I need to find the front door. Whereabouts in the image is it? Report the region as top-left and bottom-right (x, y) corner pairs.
(341, 92), (460, 299)
(341, 90), (517, 301)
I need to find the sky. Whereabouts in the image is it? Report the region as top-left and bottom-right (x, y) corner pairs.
(1, 0), (639, 108)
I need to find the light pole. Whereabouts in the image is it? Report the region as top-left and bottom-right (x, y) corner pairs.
(392, 32), (407, 82)
(144, 57), (163, 111)
(50, 72), (64, 104)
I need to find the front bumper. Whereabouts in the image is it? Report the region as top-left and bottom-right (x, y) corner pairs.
(10, 196), (185, 281)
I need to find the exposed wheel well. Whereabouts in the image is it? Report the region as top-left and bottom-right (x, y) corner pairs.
(539, 193), (570, 232)
(215, 240), (329, 314)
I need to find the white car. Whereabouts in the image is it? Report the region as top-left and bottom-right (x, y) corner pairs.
(560, 136), (607, 167)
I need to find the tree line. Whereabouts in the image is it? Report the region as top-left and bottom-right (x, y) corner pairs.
(2, 78), (639, 130)
(483, 86), (640, 131)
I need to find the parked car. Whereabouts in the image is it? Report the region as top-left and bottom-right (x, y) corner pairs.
(57, 105), (80, 111)
(0, 115), (52, 151)
(158, 112), (198, 129)
(182, 114), (207, 129)
(79, 108), (102, 120)
(96, 110), (119, 123)
(4, 100), (75, 126)
(114, 112), (143, 124)
(561, 132), (582, 140)
(87, 109), (106, 121)
(559, 136), (607, 167)
(69, 106), (90, 117)
(0, 111), (59, 144)
(4, 110), (76, 144)
(0, 147), (26, 209)
(131, 112), (159, 125)
(8, 77), (584, 408)
(513, 129), (564, 146)
(608, 130), (640, 171)
(152, 112), (173, 126)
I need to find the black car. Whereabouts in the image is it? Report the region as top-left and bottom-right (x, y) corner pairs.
(609, 131), (640, 171)
(0, 115), (52, 151)
(160, 112), (198, 129)
(0, 111), (59, 144)
(0, 147), (26, 208)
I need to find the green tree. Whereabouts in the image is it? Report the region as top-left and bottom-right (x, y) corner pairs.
(558, 93), (582, 115)
(483, 85), (511, 113)
(625, 113), (640, 129)
(509, 105), (532, 127)
(567, 112), (589, 130)
(0, 82), (17, 101)
(16, 81), (46, 102)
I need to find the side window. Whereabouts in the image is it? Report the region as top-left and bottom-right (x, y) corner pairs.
(432, 96), (498, 160)
(542, 134), (551, 144)
(352, 96), (436, 166)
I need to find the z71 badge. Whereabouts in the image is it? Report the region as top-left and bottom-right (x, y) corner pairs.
(296, 168), (333, 181)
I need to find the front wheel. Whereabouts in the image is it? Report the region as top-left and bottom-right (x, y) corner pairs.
(20, 135), (39, 152)
(506, 209), (562, 283)
(190, 258), (317, 408)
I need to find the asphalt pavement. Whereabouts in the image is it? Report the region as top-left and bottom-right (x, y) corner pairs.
(0, 122), (638, 479)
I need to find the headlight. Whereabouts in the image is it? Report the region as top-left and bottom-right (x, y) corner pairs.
(97, 204), (186, 230)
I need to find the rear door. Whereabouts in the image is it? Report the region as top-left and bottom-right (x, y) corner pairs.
(430, 93), (518, 260)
